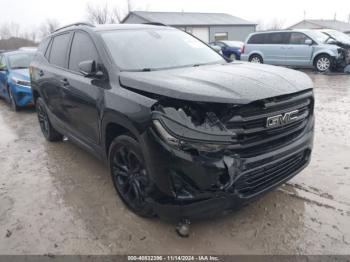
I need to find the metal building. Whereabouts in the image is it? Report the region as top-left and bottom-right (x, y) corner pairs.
(122, 11), (256, 42)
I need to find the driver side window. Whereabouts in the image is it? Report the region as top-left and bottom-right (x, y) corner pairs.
(69, 31), (99, 73)
(289, 33), (310, 45)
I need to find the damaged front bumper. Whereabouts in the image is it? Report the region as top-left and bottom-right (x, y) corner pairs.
(139, 95), (314, 221)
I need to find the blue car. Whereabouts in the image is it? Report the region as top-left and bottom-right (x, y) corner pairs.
(0, 51), (34, 111)
(209, 41), (244, 60)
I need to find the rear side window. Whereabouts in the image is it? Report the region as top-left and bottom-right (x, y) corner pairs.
(37, 38), (50, 54)
(49, 33), (71, 68)
(265, 33), (289, 44)
(69, 31), (99, 72)
(248, 34), (266, 44)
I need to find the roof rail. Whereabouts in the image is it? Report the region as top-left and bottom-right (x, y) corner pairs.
(143, 22), (167, 26)
(54, 22), (95, 32)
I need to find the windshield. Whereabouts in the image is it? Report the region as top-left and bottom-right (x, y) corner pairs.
(100, 28), (225, 71)
(306, 31), (330, 44)
(8, 52), (34, 69)
(323, 30), (350, 44)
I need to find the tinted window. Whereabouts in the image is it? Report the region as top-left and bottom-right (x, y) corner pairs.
(265, 33), (289, 44)
(69, 32), (99, 72)
(38, 38), (50, 54)
(248, 34), (266, 44)
(49, 33), (70, 68)
(45, 39), (52, 60)
(289, 32), (309, 44)
(101, 29), (224, 71)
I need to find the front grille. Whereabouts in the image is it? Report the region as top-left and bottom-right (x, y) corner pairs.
(235, 150), (309, 197)
(226, 90), (313, 157)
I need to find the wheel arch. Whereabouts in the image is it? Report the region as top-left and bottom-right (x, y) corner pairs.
(102, 113), (143, 158)
(32, 89), (40, 104)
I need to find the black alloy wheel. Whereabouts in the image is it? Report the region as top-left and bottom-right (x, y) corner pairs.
(36, 97), (63, 141)
(109, 135), (154, 217)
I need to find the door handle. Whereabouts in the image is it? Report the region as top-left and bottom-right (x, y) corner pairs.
(60, 78), (69, 87)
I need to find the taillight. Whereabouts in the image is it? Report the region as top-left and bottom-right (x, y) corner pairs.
(240, 45), (245, 54)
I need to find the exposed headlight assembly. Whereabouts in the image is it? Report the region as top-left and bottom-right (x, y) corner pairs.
(153, 120), (232, 153)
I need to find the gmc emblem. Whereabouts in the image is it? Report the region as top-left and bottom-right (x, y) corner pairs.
(266, 110), (299, 128)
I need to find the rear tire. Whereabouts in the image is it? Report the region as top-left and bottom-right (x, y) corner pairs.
(36, 97), (63, 142)
(109, 135), (155, 218)
(249, 54), (263, 64)
(314, 54), (332, 72)
(229, 53), (237, 61)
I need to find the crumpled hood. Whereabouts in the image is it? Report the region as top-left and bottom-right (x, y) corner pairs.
(10, 68), (30, 81)
(119, 62), (313, 104)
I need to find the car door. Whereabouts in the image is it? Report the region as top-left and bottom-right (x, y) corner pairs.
(285, 32), (314, 66)
(0, 55), (9, 99)
(41, 32), (72, 125)
(263, 32), (289, 65)
(62, 30), (104, 145)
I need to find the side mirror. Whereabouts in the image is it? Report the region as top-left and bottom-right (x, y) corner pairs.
(326, 39), (337, 45)
(78, 60), (99, 77)
(305, 39), (313, 45)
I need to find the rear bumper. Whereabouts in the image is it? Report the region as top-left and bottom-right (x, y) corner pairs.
(141, 122), (314, 222)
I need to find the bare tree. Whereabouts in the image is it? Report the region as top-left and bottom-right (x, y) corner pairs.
(0, 22), (21, 39)
(86, 3), (110, 24)
(86, 0), (135, 25)
(39, 19), (60, 39)
(265, 18), (285, 30)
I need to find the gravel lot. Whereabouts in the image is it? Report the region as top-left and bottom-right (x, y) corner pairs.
(0, 71), (349, 255)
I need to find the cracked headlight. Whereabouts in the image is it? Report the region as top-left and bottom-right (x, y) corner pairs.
(153, 120), (230, 153)
(153, 120), (180, 147)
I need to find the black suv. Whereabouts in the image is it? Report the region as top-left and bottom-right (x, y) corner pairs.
(30, 23), (314, 229)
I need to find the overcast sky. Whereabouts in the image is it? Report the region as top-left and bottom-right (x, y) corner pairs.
(1, 0), (350, 32)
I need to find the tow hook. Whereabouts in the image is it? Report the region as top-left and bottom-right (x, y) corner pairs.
(176, 218), (191, 237)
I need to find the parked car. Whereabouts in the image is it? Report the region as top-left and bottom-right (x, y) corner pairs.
(209, 41), (244, 60)
(30, 23), (314, 236)
(0, 50), (35, 111)
(241, 29), (344, 72)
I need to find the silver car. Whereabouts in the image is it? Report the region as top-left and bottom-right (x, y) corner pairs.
(241, 30), (342, 72)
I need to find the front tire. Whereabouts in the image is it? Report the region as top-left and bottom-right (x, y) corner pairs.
(8, 87), (19, 112)
(249, 54), (263, 64)
(109, 135), (154, 217)
(36, 97), (63, 142)
(314, 54), (332, 72)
